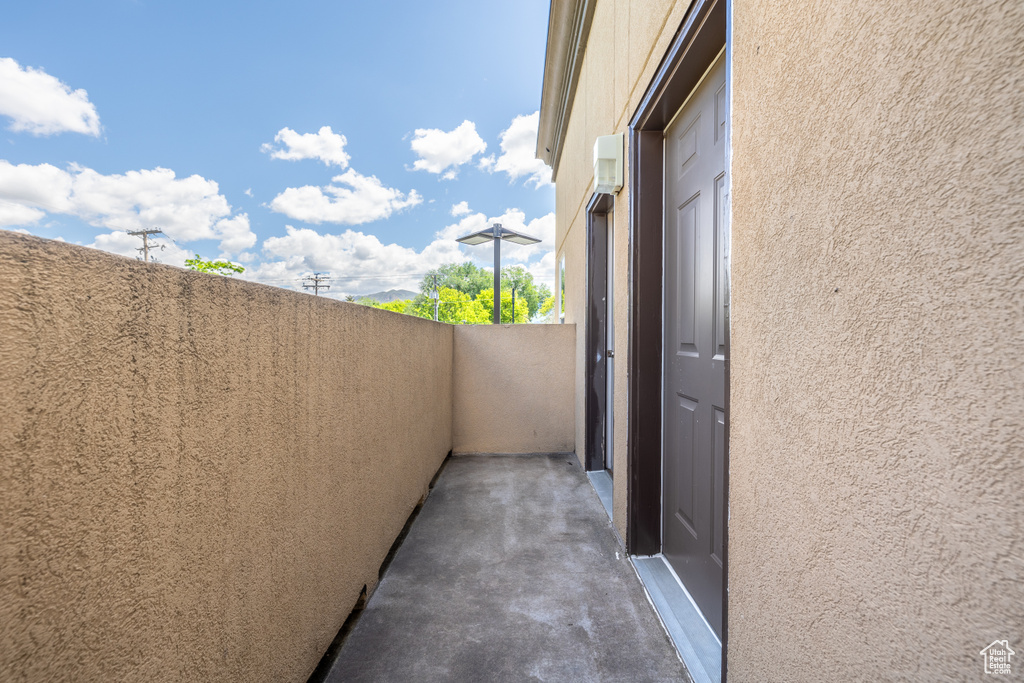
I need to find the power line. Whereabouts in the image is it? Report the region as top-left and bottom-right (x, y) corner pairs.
(249, 273), (431, 284)
(304, 272), (429, 282)
(302, 272), (331, 296)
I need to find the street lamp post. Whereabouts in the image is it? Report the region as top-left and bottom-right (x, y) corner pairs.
(455, 223), (541, 325)
(492, 223), (501, 322)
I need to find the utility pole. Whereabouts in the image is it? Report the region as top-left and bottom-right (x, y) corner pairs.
(511, 284), (517, 324)
(302, 272), (331, 296)
(128, 229), (164, 263)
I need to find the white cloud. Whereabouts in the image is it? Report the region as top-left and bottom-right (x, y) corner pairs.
(248, 225), (464, 296)
(0, 58), (101, 136)
(0, 160), (74, 212)
(213, 214), (257, 254)
(433, 208), (555, 295)
(260, 126), (350, 167)
(434, 211), (488, 243)
(435, 208), (554, 264)
(410, 120), (487, 177)
(0, 199), (47, 226)
(90, 229), (193, 265)
(269, 168), (422, 225)
(485, 111), (552, 188)
(247, 206), (555, 300)
(450, 201), (470, 217)
(529, 249), (557, 292)
(0, 160), (255, 256)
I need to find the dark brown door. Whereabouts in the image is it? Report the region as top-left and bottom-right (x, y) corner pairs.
(662, 54), (727, 639)
(585, 194), (612, 472)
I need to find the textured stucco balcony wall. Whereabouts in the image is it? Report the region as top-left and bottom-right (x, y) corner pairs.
(452, 324), (575, 454)
(728, 0), (1024, 679)
(0, 232), (453, 682)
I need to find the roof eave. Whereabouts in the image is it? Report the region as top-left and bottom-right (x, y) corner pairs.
(536, 0), (596, 183)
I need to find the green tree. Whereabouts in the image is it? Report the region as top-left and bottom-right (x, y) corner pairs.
(500, 265), (546, 320)
(539, 295), (556, 321)
(184, 254), (244, 275)
(359, 297), (422, 316)
(420, 262), (552, 321)
(476, 287), (529, 324)
(421, 262), (493, 300)
(378, 299), (415, 314)
(537, 282), (552, 305)
(413, 287), (490, 324)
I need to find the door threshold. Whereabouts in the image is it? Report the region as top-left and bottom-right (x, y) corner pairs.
(631, 555), (722, 683)
(586, 469), (614, 520)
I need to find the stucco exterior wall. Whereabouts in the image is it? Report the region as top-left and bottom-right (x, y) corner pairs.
(452, 324), (576, 454)
(728, 1), (1023, 679)
(0, 232), (453, 682)
(553, 0), (693, 541)
(550, 0), (1021, 677)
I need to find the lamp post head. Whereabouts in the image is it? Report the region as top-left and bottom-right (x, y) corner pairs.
(454, 222), (542, 325)
(455, 223), (542, 246)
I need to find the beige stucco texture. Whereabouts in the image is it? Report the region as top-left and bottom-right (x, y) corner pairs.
(728, 0), (1023, 680)
(452, 324), (576, 454)
(0, 232), (453, 682)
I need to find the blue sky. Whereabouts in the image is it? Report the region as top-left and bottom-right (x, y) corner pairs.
(0, 0), (555, 297)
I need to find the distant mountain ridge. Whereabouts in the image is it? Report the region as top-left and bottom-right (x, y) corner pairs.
(358, 288), (417, 303)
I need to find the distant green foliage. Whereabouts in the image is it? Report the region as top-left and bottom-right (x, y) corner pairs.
(539, 295), (556, 320)
(421, 262), (494, 300)
(379, 299), (414, 313)
(537, 282), (552, 312)
(501, 265), (546, 320)
(414, 287), (491, 324)
(420, 261), (550, 321)
(476, 287), (529, 324)
(184, 254), (244, 276)
(360, 298), (416, 315)
(360, 261), (551, 324)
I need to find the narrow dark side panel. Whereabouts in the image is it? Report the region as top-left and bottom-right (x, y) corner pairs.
(627, 129), (665, 556)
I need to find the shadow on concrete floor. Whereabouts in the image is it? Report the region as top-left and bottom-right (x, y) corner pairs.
(320, 453), (690, 682)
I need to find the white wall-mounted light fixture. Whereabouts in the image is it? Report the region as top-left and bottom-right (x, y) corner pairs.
(593, 133), (623, 195)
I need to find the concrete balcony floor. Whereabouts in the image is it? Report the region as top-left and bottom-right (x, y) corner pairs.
(321, 453), (690, 682)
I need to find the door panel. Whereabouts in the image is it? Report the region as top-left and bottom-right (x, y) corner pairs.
(662, 54), (727, 639)
(668, 393), (698, 535)
(673, 196), (699, 356)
